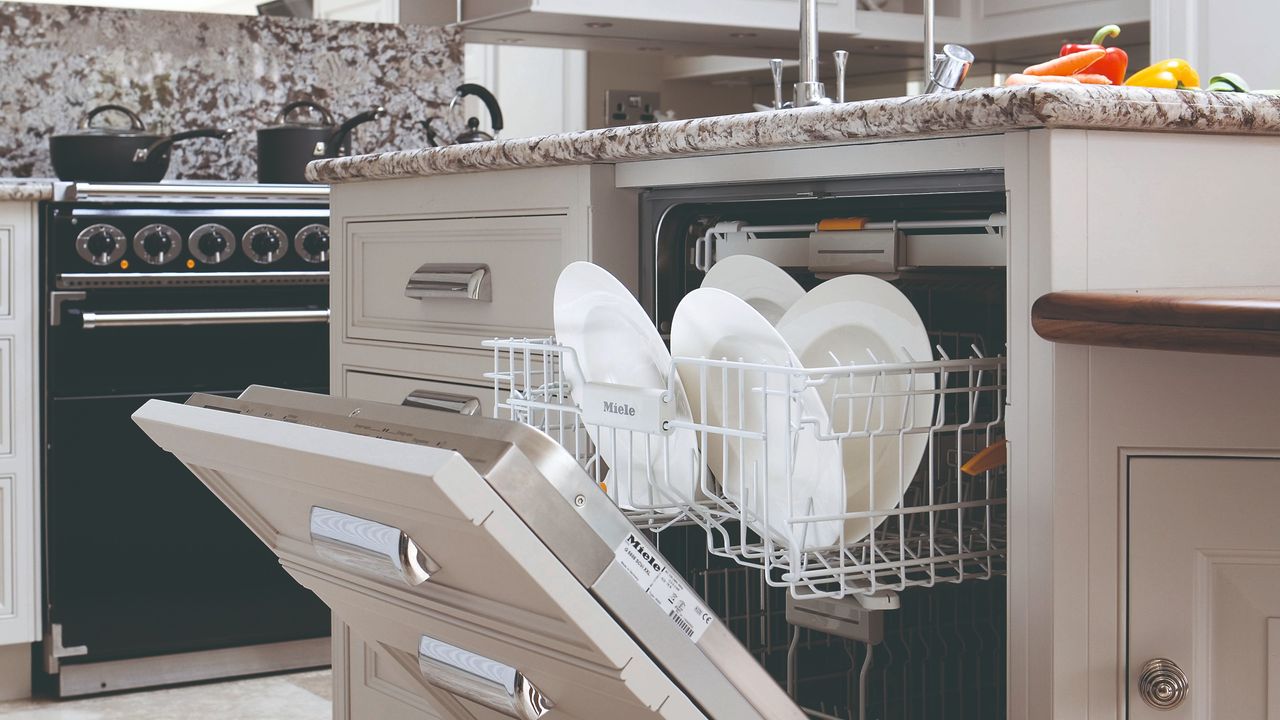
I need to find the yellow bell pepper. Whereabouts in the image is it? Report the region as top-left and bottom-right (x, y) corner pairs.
(1125, 59), (1201, 89)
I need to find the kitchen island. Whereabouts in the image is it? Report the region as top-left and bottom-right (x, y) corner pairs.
(311, 84), (1280, 720)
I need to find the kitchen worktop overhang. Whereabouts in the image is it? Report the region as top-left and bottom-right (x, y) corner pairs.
(307, 84), (1280, 184)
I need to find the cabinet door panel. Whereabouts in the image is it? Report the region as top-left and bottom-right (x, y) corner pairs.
(1129, 456), (1280, 719)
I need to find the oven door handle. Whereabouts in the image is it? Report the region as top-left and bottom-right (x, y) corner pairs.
(79, 308), (330, 329)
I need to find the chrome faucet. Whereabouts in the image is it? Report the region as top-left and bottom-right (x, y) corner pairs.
(794, 0), (829, 107)
(921, 0), (974, 93)
(771, 0), (846, 108)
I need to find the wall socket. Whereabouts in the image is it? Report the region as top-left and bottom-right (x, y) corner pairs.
(605, 89), (660, 127)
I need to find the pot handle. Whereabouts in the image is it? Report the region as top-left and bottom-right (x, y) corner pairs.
(133, 128), (232, 164)
(275, 99), (335, 126)
(328, 106), (388, 151)
(453, 83), (504, 136)
(420, 117), (445, 147)
(80, 104), (146, 131)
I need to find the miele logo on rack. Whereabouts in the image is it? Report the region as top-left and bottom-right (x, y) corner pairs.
(581, 382), (674, 435)
(601, 400), (637, 417)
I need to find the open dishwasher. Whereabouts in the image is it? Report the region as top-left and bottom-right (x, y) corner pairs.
(134, 172), (1008, 719)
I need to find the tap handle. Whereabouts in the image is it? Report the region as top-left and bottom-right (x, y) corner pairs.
(770, 58), (785, 109)
(833, 50), (848, 104)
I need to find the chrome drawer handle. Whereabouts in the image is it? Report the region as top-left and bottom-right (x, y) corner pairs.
(81, 309), (329, 329)
(405, 263), (491, 302)
(418, 634), (553, 720)
(309, 507), (438, 586)
(1138, 657), (1189, 710)
(402, 389), (482, 416)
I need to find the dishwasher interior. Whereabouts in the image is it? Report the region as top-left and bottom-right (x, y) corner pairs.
(492, 172), (1010, 719)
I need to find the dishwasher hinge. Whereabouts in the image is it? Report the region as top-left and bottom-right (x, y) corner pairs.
(43, 622), (89, 674)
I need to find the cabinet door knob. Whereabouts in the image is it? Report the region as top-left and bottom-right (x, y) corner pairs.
(1139, 658), (1189, 710)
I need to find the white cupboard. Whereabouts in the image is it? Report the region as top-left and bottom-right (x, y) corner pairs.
(0, 201), (41, 700)
(1128, 455), (1280, 719)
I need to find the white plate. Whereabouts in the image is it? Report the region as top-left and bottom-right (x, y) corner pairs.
(701, 255), (806, 325)
(671, 288), (843, 549)
(776, 274), (934, 544)
(553, 262), (700, 509)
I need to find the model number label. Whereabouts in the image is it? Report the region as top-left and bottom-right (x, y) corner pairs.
(614, 532), (713, 643)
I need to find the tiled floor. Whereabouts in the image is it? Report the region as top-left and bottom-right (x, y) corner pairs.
(0, 670), (331, 719)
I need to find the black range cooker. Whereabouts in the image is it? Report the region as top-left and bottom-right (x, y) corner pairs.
(39, 182), (333, 697)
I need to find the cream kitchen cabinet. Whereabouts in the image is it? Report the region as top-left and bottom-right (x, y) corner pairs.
(1128, 455), (1280, 719)
(330, 164), (636, 720)
(0, 200), (41, 700)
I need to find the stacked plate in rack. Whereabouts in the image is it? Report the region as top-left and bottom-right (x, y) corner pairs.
(553, 258), (934, 552)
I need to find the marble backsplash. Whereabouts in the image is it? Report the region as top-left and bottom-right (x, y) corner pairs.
(0, 2), (462, 181)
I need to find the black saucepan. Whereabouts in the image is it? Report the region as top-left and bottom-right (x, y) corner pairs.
(256, 100), (387, 184)
(49, 105), (232, 183)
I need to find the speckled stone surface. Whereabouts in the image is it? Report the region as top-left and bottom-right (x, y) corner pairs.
(309, 84), (1280, 183)
(0, 179), (54, 201)
(0, 3), (462, 181)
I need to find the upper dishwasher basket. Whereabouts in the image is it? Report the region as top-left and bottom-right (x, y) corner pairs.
(132, 386), (805, 720)
(486, 337), (1007, 601)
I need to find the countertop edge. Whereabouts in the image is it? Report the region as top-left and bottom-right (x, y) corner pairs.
(0, 180), (56, 202)
(307, 85), (1280, 184)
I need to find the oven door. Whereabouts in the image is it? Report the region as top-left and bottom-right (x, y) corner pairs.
(43, 288), (332, 683)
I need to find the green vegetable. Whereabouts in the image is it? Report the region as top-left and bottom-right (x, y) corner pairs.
(1208, 73), (1250, 92)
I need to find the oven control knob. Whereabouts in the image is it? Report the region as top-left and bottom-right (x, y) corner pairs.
(75, 223), (127, 266)
(243, 224), (288, 264)
(188, 224), (236, 264)
(133, 223), (182, 265)
(198, 233), (226, 255)
(294, 223), (330, 264)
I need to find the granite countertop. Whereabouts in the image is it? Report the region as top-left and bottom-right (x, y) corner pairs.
(0, 179), (55, 201)
(307, 84), (1280, 184)
(1032, 287), (1280, 357)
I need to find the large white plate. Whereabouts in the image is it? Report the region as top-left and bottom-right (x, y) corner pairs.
(776, 274), (935, 544)
(701, 255), (806, 325)
(671, 287), (843, 549)
(553, 262), (700, 509)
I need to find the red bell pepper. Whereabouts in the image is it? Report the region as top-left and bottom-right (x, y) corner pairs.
(1060, 25), (1128, 85)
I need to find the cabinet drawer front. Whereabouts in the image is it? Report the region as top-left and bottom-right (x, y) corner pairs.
(344, 370), (495, 418)
(347, 215), (570, 349)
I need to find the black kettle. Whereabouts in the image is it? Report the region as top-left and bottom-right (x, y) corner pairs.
(421, 83), (504, 147)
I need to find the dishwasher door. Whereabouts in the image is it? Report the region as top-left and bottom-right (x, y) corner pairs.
(132, 386), (804, 720)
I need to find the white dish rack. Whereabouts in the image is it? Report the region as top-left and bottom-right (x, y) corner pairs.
(485, 335), (1006, 602)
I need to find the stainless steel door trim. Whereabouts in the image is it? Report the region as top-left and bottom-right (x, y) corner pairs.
(417, 634), (554, 719)
(80, 308), (329, 329)
(402, 389), (482, 416)
(54, 637), (330, 698)
(56, 270), (329, 289)
(309, 506), (439, 586)
(405, 263), (492, 302)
